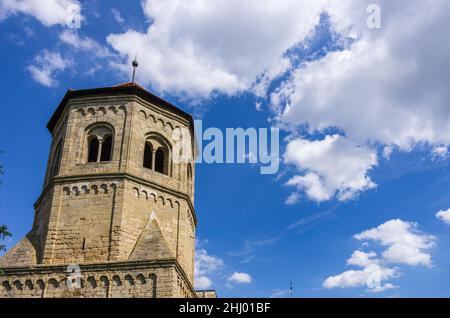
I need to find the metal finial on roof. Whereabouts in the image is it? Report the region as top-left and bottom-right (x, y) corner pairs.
(131, 55), (139, 83)
(290, 281), (293, 298)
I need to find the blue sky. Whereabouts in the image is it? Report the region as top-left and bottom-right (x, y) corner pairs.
(1, 0), (450, 297)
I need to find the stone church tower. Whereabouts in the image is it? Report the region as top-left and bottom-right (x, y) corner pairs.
(0, 82), (208, 298)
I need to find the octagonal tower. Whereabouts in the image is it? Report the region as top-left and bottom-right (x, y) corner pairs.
(0, 82), (198, 298)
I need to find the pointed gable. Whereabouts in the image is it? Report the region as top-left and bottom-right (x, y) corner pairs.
(128, 214), (174, 261)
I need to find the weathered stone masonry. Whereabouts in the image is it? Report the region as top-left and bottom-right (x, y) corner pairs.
(0, 83), (205, 298)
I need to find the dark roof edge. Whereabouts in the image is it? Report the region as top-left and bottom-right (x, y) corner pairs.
(46, 85), (193, 132)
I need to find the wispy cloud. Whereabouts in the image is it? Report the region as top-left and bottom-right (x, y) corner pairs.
(285, 206), (338, 232)
(111, 8), (124, 24)
(270, 289), (291, 298)
(59, 30), (113, 58)
(27, 50), (71, 87)
(229, 236), (281, 264)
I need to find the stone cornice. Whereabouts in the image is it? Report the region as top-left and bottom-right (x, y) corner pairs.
(47, 84), (194, 135)
(0, 258), (195, 295)
(34, 173), (198, 226)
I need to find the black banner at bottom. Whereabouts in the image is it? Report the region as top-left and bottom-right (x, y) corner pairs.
(0, 298), (447, 316)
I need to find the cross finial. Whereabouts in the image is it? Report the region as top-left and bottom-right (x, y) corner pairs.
(131, 55), (139, 83)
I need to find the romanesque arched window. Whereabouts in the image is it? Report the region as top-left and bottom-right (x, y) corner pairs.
(142, 133), (171, 176)
(86, 125), (113, 163)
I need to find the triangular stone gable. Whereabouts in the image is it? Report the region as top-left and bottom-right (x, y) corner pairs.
(128, 213), (174, 260)
(0, 233), (38, 267)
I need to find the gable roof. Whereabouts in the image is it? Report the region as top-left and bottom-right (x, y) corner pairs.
(47, 82), (194, 132)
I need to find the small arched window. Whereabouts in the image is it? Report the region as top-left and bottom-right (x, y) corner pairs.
(143, 134), (171, 176)
(155, 149), (165, 174)
(86, 126), (113, 163)
(143, 142), (153, 169)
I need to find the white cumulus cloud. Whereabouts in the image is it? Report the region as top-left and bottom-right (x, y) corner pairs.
(285, 134), (377, 202)
(195, 276), (213, 290)
(436, 209), (450, 225)
(106, 0), (328, 99)
(323, 263), (397, 290)
(346, 250), (378, 268)
(7, 0), (450, 204)
(227, 272), (252, 284)
(324, 219), (435, 293)
(271, 0), (450, 202)
(354, 219), (436, 267)
(0, 0), (80, 27)
(194, 248), (224, 290)
(274, 0), (450, 150)
(103, 0), (450, 151)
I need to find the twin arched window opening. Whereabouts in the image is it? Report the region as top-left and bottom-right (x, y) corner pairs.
(143, 139), (169, 175)
(87, 126), (113, 163)
(85, 125), (169, 175)
(88, 136), (112, 162)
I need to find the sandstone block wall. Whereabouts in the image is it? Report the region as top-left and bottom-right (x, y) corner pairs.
(0, 260), (195, 298)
